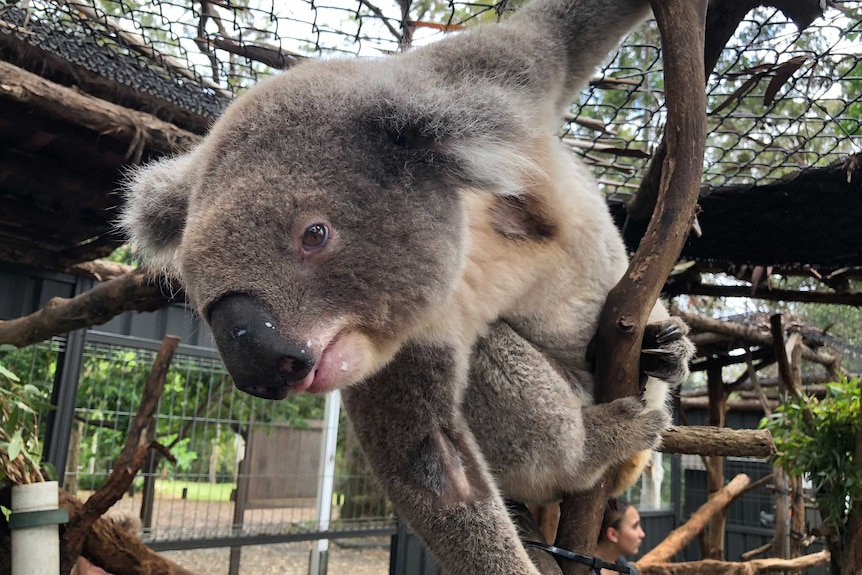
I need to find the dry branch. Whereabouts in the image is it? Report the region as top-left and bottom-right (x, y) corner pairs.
(638, 473), (751, 565)
(200, 35), (305, 70)
(658, 426), (776, 457)
(679, 311), (839, 370)
(58, 489), (199, 575)
(666, 282), (862, 307)
(740, 541), (775, 562)
(0, 268), (174, 348)
(60, 335), (180, 573)
(0, 61), (199, 158)
(61, 336), (180, 575)
(67, 260), (136, 282)
(635, 551), (830, 575)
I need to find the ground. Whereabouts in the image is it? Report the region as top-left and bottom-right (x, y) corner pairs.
(161, 539), (390, 575)
(78, 490), (393, 575)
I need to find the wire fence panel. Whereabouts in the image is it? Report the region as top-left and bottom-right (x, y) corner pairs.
(64, 338), (393, 548)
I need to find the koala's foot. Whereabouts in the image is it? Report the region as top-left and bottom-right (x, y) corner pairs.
(581, 396), (670, 469)
(641, 317), (695, 386)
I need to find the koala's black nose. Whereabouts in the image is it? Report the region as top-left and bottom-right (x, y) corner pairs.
(208, 293), (313, 400)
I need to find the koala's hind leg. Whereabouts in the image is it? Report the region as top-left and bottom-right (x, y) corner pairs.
(342, 342), (541, 575)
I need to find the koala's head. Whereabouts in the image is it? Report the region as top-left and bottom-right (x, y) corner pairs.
(121, 57), (536, 400)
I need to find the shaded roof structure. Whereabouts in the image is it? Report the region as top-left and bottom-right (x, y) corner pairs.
(0, 0), (860, 293)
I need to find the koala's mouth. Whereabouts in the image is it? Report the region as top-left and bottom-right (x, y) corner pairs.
(299, 331), (356, 394)
(237, 332), (345, 399)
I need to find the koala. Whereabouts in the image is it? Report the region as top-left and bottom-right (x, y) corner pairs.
(121, 0), (695, 573)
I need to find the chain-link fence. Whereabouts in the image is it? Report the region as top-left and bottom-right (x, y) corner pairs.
(2, 0), (859, 194)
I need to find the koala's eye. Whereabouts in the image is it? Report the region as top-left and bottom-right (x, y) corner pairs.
(302, 224), (330, 250)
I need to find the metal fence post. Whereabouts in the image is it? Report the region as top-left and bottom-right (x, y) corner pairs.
(309, 390), (341, 575)
(42, 276), (91, 486)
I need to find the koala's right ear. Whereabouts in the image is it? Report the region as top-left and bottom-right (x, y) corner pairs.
(119, 154), (195, 276)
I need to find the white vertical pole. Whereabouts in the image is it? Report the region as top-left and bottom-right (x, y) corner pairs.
(640, 451), (664, 510)
(309, 390), (341, 575)
(11, 481), (60, 575)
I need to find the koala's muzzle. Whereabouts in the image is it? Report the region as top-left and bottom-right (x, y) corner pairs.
(208, 293), (313, 400)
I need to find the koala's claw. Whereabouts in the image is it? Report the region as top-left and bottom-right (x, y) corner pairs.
(640, 317), (695, 386)
(654, 323), (683, 344)
(641, 348), (674, 356)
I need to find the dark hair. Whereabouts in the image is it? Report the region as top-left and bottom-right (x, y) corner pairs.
(598, 498), (632, 543)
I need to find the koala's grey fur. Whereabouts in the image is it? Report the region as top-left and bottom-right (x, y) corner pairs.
(121, 0), (695, 573)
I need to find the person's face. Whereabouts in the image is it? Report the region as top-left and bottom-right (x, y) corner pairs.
(609, 506), (645, 556)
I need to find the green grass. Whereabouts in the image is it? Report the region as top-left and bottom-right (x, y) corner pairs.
(154, 480), (235, 502)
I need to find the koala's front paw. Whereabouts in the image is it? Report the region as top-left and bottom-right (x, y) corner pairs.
(640, 317), (695, 386)
(602, 396), (670, 444)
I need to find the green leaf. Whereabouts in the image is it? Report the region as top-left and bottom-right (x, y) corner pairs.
(7, 429), (24, 461)
(0, 364), (20, 382)
(41, 462), (57, 482)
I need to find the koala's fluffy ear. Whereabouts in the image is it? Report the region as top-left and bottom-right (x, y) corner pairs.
(119, 154), (195, 276)
(373, 99), (540, 198)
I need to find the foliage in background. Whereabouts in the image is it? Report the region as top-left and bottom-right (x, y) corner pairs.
(1, 341), (325, 491)
(761, 377), (862, 535)
(104, 244), (137, 267)
(0, 346), (53, 484)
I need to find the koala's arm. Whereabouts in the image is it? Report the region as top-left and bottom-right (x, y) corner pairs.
(465, 321), (673, 504)
(422, 0), (652, 111)
(342, 343), (540, 575)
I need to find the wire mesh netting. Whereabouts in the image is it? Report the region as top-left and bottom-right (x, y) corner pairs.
(2, 0), (860, 195)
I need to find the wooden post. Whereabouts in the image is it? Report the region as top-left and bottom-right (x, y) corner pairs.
(705, 367), (727, 560)
(769, 315), (791, 567)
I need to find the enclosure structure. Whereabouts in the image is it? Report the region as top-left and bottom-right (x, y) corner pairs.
(1, 0), (861, 574)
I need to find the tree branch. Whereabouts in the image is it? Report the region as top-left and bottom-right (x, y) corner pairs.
(199, 35), (305, 70)
(638, 474), (751, 566)
(555, 2), (708, 572)
(679, 311), (839, 370)
(66, 260), (136, 282)
(0, 269), (174, 348)
(60, 336), (180, 574)
(0, 61), (200, 160)
(635, 551), (830, 575)
(658, 426), (776, 457)
(58, 488), (199, 575)
(665, 281), (862, 307)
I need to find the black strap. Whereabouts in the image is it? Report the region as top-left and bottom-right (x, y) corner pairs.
(8, 508), (69, 530)
(522, 541), (631, 574)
